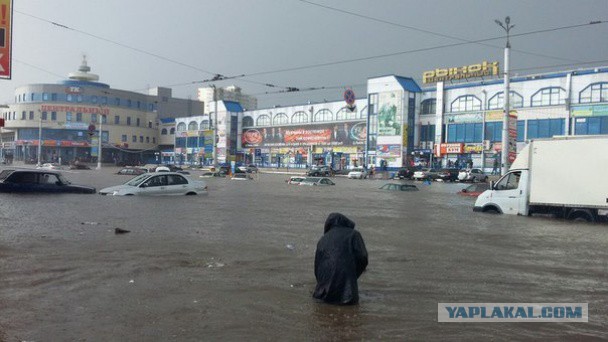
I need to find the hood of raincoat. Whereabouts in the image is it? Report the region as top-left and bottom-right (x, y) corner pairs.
(324, 212), (355, 233)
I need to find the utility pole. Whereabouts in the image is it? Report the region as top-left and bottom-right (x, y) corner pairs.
(211, 85), (218, 170)
(37, 111), (42, 167)
(495, 16), (514, 176)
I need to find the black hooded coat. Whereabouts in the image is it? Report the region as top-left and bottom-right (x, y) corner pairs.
(313, 213), (368, 305)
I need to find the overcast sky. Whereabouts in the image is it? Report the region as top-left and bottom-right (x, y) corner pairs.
(3, 0), (607, 109)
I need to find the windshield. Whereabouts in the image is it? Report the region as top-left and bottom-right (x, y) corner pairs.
(57, 173), (70, 184)
(126, 174), (149, 186)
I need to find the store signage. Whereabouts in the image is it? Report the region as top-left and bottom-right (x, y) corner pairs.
(65, 86), (82, 94)
(40, 105), (109, 115)
(0, 0), (13, 79)
(436, 143), (464, 156)
(242, 121), (366, 148)
(446, 112), (483, 124)
(423, 61), (499, 84)
(571, 105), (608, 117)
(464, 144), (483, 153)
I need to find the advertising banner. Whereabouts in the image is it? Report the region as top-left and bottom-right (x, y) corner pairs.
(447, 112), (483, 124)
(571, 105), (608, 117)
(377, 91), (402, 136)
(0, 0), (12, 79)
(377, 144), (401, 158)
(242, 121), (366, 148)
(508, 112), (518, 163)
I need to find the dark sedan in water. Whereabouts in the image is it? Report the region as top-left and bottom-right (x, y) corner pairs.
(0, 169), (96, 194)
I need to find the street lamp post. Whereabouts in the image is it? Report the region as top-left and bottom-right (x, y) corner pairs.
(211, 84), (218, 170)
(37, 111), (42, 167)
(495, 16), (515, 176)
(96, 108), (104, 170)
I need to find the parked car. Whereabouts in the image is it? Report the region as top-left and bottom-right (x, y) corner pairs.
(0, 169), (96, 194)
(231, 173), (252, 180)
(99, 172), (207, 196)
(306, 165), (333, 177)
(69, 163), (91, 170)
(286, 176), (306, 185)
(379, 183), (419, 191)
(347, 167), (368, 179)
(458, 183), (491, 197)
(299, 177), (335, 186)
(412, 168), (438, 180)
(458, 168), (488, 182)
(396, 167), (416, 180)
(116, 167), (147, 176)
(435, 168), (459, 182)
(200, 171), (226, 178)
(238, 164), (259, 173)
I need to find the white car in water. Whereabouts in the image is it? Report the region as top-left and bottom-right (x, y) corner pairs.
(99, 172), (207, 196)
(347, 167), (368, 179)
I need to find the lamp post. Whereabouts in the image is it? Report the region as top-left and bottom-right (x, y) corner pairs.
(495, 16), (515, 176)
(211, 84), (218, 170)
(96, 107), (105, 170)
(37, 110), (42, 167)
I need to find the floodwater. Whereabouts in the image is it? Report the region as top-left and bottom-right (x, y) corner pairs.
(1, 167), (607, 341)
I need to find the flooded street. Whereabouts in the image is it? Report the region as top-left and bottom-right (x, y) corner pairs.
(1, 167), (607, 341)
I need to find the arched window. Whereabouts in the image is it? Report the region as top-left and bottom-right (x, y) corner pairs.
(256, 115), (270, 126)
(188, 121), (198, 131)
(176, 122), (186, 132)
(531, 87), (565, 107)
(420, 99), (436, 115)
(579, 82), (608, 103)
(291, 111), (308, 124)
(487, 91), (524, 110)
(170, 127), (175, 134)
(200, 120), (210, 130)
(314, 109), (333, 122)
(242, 116), (254, 127)
(161, 128), (168, 135)
(450, 95), (481, 112)
(336, 107), (357, 120)
(273, 113), (288, 125)
(359, 105), (368, 119)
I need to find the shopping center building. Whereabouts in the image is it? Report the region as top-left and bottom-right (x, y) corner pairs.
(2, 56), (606, 171)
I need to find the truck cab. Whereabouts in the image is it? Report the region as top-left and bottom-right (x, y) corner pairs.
(474, 170), (529, 215)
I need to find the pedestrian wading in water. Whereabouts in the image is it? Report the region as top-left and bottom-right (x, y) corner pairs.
(313, 213), (368, 305)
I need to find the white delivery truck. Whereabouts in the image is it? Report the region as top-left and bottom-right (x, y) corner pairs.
(474, 135), (608, 222)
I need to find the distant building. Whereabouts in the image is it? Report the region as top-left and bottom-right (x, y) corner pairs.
(198, 85), (257, 112)
(0, 56), (204, 165)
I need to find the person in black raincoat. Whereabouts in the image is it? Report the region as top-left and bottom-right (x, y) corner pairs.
(313, 213), (368, 305)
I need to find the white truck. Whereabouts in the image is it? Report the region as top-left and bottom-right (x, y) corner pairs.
(474, 135), (608, 222)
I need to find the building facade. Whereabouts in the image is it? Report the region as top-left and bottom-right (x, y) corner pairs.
(0, 57), (204, 165)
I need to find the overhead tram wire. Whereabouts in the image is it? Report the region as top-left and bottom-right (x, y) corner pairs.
(296, 0), (586, 63)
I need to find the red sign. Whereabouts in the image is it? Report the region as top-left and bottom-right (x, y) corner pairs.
(0, 0), (13, 79)
(436, 143), (464, 156)
(0, 118), (4, 127)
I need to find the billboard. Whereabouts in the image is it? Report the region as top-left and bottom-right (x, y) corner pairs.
(242, 121), (366, 148)
(377, 91), (402, 136)
(0, 0), (12, 79)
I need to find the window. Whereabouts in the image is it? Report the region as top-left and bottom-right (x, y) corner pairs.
(450, 95), (481, 112)
(420, 124), (436, 142)
(256, 115), (270, 126)
(167, 175), (188, 185)
(101, 97), (107, 105)
(76, 113), (82, 122)
(132, 135), (137, 143)
(200, 120), (209, 130)
(121, 135), (127, 142)
(115, 98), (121, 106)
(91, 95), (98, 104)
(66, 112), (72, 122)
(146, 137), (150, 143)
(29, 111), (34, 120)
(148, 121), (152, 128)
(579, 82), (608, 103)
(139, 136), (143, 143)
(188, 121), (198, 131)
(21, 111), (25, 120)
(137, 101), (141, 109)
(517, 120), (525, 142)
(421, 99), (436, 115)
(127, 99), (132, 108)
(127, 117), (131, 126)
(273, 113), (288, 125)
(575, 116), (608, 135)
(314, 109), (333, 122)
(447, 123), (483, 143)
(101, 115), (107, 124)
(51, 93), (57, 101)
(153, 137), (156, 144)
(43, 93), (49, 101)
(91, 113), (97, 123)
(114, 116), (120, 125)
(176, 122), (186, 132)
(170, 128), (175, 134)
(136, 118), (140, 126)
(30, 93), (35, 101)
(495, 171), (521, 191)
(67, 94), (73, 102)
(487, 91), (524, 110)
(484, 122), (503, 142)
(77, 95), (83, 103)
(359, 105), (368, 119)
(527, 119), (564, 139)
(161, 128), (168, 135)
(51, 112), (57, 121)
(336, 107), (357, 120)
(291, 111), (308, 124)
(242, 116), (254, 127)
(41, 111), (48, 120)
(531, 87), (565, 106)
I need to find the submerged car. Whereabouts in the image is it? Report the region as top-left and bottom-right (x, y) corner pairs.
(0, 169), (96, 194)
(99, 172), (207, 196)
(347, 167), (368, 179)
(36, 163), (63, 170)
(231, 173), (252, 180)
(413, 168), (438, 180)
(435, 169), (459, 182)
(299, 177), (335, 186)
(306, 165), (333, 177)
(379, 183), (419, 191)
(116, 167), (147, 176)
(286, 176), (306, 185)
(458, 183), (490, 197)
